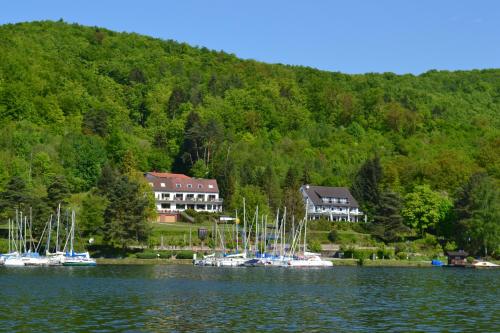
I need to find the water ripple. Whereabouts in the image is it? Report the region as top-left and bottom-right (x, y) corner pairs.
(0, 265), (498, 332)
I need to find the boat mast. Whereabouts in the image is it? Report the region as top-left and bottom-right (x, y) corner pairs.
(70, 210), (75, 255)
(23, 213), (27, 253)
(273, 208), (280, 257)
(282, 207), (286, 256)
(235, 210), (239, 252)
(29, 207), (33, 252)
(263, 214), (267, 255)
(46, 215), (52, 254)
(243, 198), (247, 254)
(255, 206), (259, 254)
(8, 218), (11, 253)
(55, 203), (61, 252)
(304, 199), (308, 253)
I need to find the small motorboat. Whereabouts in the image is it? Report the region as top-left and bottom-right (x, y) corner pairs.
(471, 260), (499, 268)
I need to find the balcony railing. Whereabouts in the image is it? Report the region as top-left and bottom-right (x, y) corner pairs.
(309, 209), (363, 215)
(157, 198), (223, 204)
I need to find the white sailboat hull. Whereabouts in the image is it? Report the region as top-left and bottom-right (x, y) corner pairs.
(22, 257), (49, 266)
(4, 257), (25, 266)
(286, 256), (333, 267)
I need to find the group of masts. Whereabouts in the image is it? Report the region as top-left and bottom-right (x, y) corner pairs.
(1, 206), (95, 267)
(195, 199), (332, 267)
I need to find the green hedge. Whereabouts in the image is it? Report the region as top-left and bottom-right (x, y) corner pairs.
(174, 251), (194, 259)
(136, 251), (173, 259)
(136, 252), (159, 259)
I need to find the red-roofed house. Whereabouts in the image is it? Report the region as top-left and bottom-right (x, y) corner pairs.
(145, 172), (223, 222)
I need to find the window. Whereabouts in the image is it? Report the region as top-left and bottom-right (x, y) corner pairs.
(198, 184), (203, 189)
(187, 184), (192, 188)
(176, 184), (181, 188)
(161, 203), (170, 209)
(208, 184), (214, 189)
(161, 193), (170, 200)
(160, 183), (166, 187)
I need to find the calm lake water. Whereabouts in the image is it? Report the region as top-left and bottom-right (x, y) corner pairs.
(0, 265), (498, 332)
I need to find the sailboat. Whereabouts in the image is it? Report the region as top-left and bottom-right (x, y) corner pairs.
(283, 200), (333, 268)
(60, 210), (96, 266)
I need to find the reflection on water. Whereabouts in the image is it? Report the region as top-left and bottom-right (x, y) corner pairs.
(0, 265), (498, 332)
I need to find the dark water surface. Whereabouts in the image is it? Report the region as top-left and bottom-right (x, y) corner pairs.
(0, 265), (498, 332)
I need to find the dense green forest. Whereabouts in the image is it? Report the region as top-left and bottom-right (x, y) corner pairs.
(0, 21), (498, 256)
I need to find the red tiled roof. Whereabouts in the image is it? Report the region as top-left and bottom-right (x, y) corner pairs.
(148, 172), (190, 179)
(145, 172), (219, 193)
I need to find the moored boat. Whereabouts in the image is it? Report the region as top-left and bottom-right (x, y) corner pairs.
(471, 260), (499, 268)
(4, 255), (25, 267)
(61, 252), (97, 266)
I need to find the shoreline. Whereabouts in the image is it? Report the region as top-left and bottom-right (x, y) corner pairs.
(95, 257), (433, 267)
(96, 258), (193, 265)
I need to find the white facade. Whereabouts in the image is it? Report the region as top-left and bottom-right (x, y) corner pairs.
(153, 190), (222, 213)
(300, 185), (364, 222)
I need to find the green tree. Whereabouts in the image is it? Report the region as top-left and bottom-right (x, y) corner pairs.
(351, 156), (383, 220)
(46, 175), (70, 210)
(402, 184), (452, 236)
(0, 176), (30, 217)
(261, 165), (282, 211)
(190, 159), (209, 178)
(102, 174), (152, 247)
(372, 190), (407, 241)
(80, 191), (108, 237)
(453, 173), (500, 256)
(282, 167), (305, 225)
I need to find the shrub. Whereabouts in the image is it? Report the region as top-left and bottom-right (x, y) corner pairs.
(353, 249), (374, 260)
(466, 256), (475, 263)
(377, 247), (394, 259)
(328, 230), (339, 243)
(308, 240), (322, 253)
(136, 252), (159, 259)
(308, 219), (332, 231)
(397, 252), (408, 260)
(159, 251), (172, 259)
(174, 250), (194, 259)
(444, 241), (457, 252)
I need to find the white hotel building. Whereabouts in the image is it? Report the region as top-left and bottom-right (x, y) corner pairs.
(300, 185), (364, 222)
(145, 172), (223, 222)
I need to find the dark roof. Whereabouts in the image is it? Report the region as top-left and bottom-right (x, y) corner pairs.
(446, 251), (469, 257)
(301, 185), (359, 208)
(145, 172), (219, 193)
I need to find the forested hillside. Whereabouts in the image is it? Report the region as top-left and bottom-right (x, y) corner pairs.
(0, 21), (498, 255)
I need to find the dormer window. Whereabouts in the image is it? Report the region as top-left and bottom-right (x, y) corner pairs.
(160, 183), (166, 187)
(176, 184), (181, 188)
(187, 184), (192, 188)
(198, 184), (203, 189)
(208, 184), (214, 189)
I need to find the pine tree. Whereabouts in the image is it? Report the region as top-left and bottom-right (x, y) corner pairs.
(46, 175), (70, 210)
(372, 190), (407, 241)
(453, 173), (500, 256)
(282, 167), (305, 226)
(261, 165), (282, 211)
(102, 175), (151, 247)
(0, 176), (31, 217)
(351, 156), (383, 220)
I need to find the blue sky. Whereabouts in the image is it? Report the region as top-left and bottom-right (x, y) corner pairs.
(1, 1), (499, 74)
